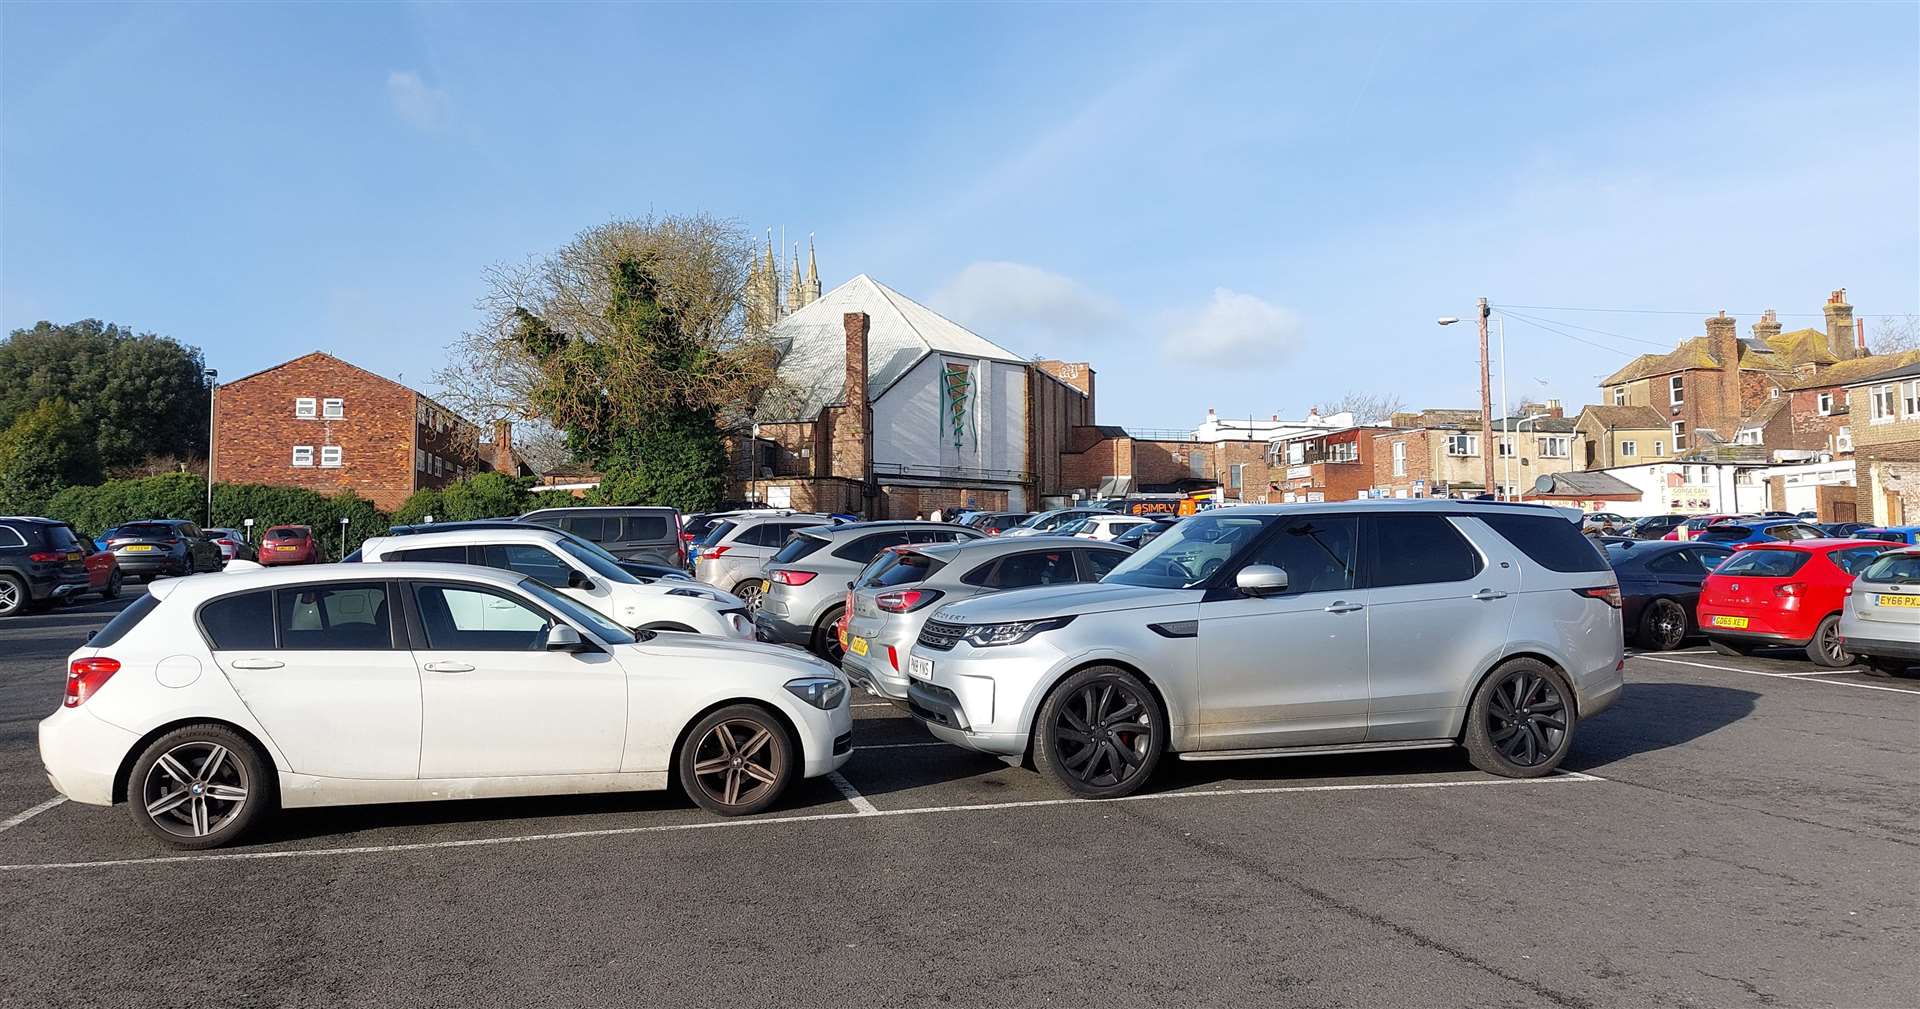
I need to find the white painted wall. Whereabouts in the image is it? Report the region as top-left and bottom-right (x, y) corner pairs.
(1592, 462), (1778, 517)
(871, 354), (1028, 485)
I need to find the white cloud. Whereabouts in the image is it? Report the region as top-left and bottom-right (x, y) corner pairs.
(386, 70), (449, 130)
(931, 261), (1119, 346)
(1160, 288), (1303, 369)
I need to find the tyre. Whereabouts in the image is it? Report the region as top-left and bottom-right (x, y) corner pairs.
(101, 569), (123, 600)
(1709, 638), (1754, 657)
(733, 579), (764, 614)
(0, 574), (27, 617)
(1635, 598), (1688, 651)
(677, 704), (795, 816)
(1031, 665), (1166, 799)
(810, 606), (845, 664)
(181, 553), (195, 577)
(127, 724), (272, 849)
(1805, 614), (1852, 668)
(1463, 658), (1576, 779)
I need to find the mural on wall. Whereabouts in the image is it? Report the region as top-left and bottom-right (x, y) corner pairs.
(942, 361), (974, 451)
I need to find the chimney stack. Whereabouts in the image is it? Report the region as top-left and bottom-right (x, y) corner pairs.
(831, 312), (873, 485)
(1544, 398), (1563, 418)
(1857, 317), (1867, 354)
(1705, 311), (1741, 434)
(1824, 289), (1855, 361)
(491, 420), (515, 474)
(1752, 309), (1783, 345)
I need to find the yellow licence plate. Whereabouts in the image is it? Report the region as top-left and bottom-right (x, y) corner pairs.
(760, 580), (770, 593)
(124, 545), (156, 552)
(849, 636), (869, 657)
(1710, 615), (1750, 629)
(1876, 594), (1920, 608)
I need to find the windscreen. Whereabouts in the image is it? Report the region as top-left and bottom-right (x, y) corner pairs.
(115, 523), (180, 540)
(1104, 513), (1273, 589)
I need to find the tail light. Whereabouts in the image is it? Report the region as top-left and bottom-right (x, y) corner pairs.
(1774, 582), (1804, 599)
(887, 645), (900, 671)
(986, 528), (1000, 536)
(704, 545), (731, 559)
(770, 569), (816, 586)
(28, 551), (65, 563)
(1574, 585), (1623, 608)
(65, 657), (120, 707)
(877, 589), (944, 613)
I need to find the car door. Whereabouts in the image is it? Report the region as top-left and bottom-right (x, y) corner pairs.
(406, 580), (627, 777)
(1362, 513), (1519, 742)
(1193, 513), (1368, 750)
(203, 582), (422, 779)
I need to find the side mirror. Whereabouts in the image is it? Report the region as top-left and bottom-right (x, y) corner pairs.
(1236, 564), (1289, 598)
(567, 570), (594, 590)
(545, 624), (586, 652)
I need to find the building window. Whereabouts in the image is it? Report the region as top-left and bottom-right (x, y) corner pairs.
(1539, 435), (1570, 458)
(1835, 426), (1853, 452)
(294, 397), (317, 419)
(291, 445), (314, 467)
(1612, 386), (1626, 406)
(1817, 391), (1833, 415)
(1620, 440), (1637, 458)
(1735, 428), (1762, 446)
(322, 398), (344, 420)
(1652, 440), (1664, 456)
(1669, 376), (1684, 405)
(1671, 422), (1687, 452)
(320, 445), (343, 467)
(1392, 441), (1407, 477)
(1496, 436), (1514, 458)
(1445, 433), (1478, 457)
(415, 448), (427, 472)
(1328, 441), (1357, 463)
(1228, 463), (1244, 491)
(1870, 384), (1896, 423)
(1287, 443), (1305, 465)
(1769, 387), (1780, 399)
(1903, 380), (1920, 418)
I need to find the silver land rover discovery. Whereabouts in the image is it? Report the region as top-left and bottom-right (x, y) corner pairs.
(904, 501), (1625, 798)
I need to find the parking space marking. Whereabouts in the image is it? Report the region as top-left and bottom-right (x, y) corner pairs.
(0, 797), (66, 835)
(855, 742), (946, 750)
(826, 772), (880, 815)
(852, 702), (895, 709)
(1633, 654), (1920, 695)
(0, 771), (1601, 873)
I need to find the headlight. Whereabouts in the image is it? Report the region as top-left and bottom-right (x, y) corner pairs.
(961, 616), (1075, 648)
(784, 676), (846, 710)
(667, 587), (718, 601)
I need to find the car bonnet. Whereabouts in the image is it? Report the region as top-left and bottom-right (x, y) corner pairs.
(931, 581), (1190, 625)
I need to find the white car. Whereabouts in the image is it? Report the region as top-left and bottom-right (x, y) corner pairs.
(39, 563), (853, 848)
(357, 527), (751, 638)
(1066, 515), (1154, 542)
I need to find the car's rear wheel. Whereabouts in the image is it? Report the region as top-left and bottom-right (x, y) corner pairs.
(0, 574), (26, 617)
(678, 704), (794, 816)
(1709, 638), (1754, 657)
(1635, 598), (1688, 651)
(810, 606), (845, 664)
(181, 553), (195, 577)
(1463, 658), (1575, 778)
(128, 724), (272, 850)
(1805, 614), (1851, 668)
(733, 579), (764, 614)
(1032, 665), (1166, 799)
(102, 569), (123, 600)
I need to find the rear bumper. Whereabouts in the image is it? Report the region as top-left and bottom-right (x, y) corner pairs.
(1702, 626), (1810, 647)
(29, 571), (91, 601)
(114, 554), (185, 575)
(1836, 634), (1920, 661)
(39, 707), (140, 806)
(841, 648), (911, 701)
(751, 607), (812, 647)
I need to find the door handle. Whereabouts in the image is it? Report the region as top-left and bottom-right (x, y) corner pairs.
(1471, 589), (1509, 601)
(228, 658), (284, 670)
(422, 661), (475, 673)
(1324, 601), (1365, 614)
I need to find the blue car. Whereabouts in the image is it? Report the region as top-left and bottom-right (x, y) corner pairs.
(1853, 525), (1920, 546)
(1691, 518), (1828, 547)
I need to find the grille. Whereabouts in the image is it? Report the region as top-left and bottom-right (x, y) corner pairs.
(832, 732), (853, 756)
(917, 619), (965, 651)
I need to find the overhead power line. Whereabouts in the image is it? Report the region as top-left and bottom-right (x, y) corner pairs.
(1502, 303), (1916, 319)
(1497, 312), (1639, 358)
(1498, 308), (1672, 349)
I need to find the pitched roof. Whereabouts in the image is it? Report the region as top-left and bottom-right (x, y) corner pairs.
(1576, 405), (1669, 431)
(1738, 396), (1787, 429)
(223, 351), (415, 394)
(757, 274), (1026, 421)
(1598, 328), (1842, 386)
(1797, 350), (1920, 390)
(1528, 470), (1641, 500)
(1843, 356), (1920, 387)
(1492, 415), (1576, 434)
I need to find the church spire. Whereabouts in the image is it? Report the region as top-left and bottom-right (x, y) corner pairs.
(804, 233), (820, 305)
(790, 243), (803, 310)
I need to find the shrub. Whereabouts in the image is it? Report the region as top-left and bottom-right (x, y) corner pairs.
(47, 475), (387, 561)
(0, 399), (102, 514)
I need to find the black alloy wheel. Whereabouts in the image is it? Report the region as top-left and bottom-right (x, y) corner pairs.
(1464, 659), (1576, 778)
(1637, 598), (1688, 651)
(1033, 666), (1165, 798)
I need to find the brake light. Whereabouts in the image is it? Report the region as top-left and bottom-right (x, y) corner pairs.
(1774, 582), (1804, 599)
(770, 569), (817, 586)
(704, 545), (731, 558)
(28, 551), (65, 563)
(1574, 585), (1622, 608)
(65, 657), (120, 707)
(986, 528), (1000, 536)
(877, 589), (943, 613)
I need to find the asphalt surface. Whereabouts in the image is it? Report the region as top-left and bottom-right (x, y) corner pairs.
(1, 587), (1915, 1008)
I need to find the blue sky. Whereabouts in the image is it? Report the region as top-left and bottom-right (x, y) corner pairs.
(4, 2), (1916, 429)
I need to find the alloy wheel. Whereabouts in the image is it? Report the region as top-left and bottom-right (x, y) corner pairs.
(1052, 680), (1154, 788)
(0, 579), (20, 615)
(736, 582), (763, 615)
(1817, 621), (1848, 665)
(1485, 671), (1567, 767)
(142, 741), (251, 839)
(1650, 599), (1686, 650)
(689, 719), (782, 809)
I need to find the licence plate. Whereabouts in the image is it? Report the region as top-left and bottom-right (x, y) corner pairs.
(1876, 594), (1920, 608)
(909, 655), (934, 681)
(760, 579), (770, 593)
(276, 545), (298, 551)
(849, 636), (869, 657)
(124, 545), (156, 552)
(1710, 615), (1749, 629)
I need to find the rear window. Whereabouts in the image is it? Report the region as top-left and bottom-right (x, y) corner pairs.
(1828, 546), (1890, 576)
(871, 552), (941, 587)
(772, 534), (829, 564)
(1479, 513), (1607, 573)
(90, 593), (162, 648)
(696, 521), (737, 546)
(1859, 552), (1920, 583)
(1856, 530), (1905, 543)
(1696, 526), (1753, 543)
(116, 523), (179, 539)
(1714, 549), (1809, 578)
(266, 528), (309, 541)
(198, 591), (275, 650)
(620, 515), (671, 541)
(834, 531), (911, 561)
(44, 524), (79, 550)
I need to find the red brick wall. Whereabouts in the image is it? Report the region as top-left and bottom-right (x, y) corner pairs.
(1786, 387), (1849, 453)
(878, 485), (1010, 519)
(1029, 366), (1093, 498)
(1372, 429), (1433, 496)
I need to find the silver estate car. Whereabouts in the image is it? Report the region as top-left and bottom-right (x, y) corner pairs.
(1836, 546), (1920, 676)
(842, 536), (1132, 705)
(756, 521), (982, 661)
(692, 513), (833, 605)
(905, 501), (1626, 798)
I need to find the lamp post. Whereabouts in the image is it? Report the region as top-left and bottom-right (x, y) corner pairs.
(1438, 304), (1497, 499)
(1507, 412), (1547, 503)
(338, 515), (350, 558)
(204, 369), (218, 525)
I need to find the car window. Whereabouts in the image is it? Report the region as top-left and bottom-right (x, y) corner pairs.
(1083, 549), (1126, 581)
(620, 515), (671, 541)
(1243, 515), (1359, 595)
(274, 583), (392, 650)
(559, 515), (612, 541)
(93, 593), (162, 648)
(974, 550), (1078, 589)
(1479, 513), (1607, 573)
(0, 524), (27, 549)
(1828, 546), (1890, 576)
(200, 591), (276, 649)
(117, 523), (178, 539)
(772, 534), (830, 564)
(412, 583), (554, 650)
(1858, 552), (1920, 583)
(390, 545), (470, 563)
(554, 538), (640, 584)
(1644, 550), (1702, 576)
(834, 531), (912, 562)
(1105, 513), (1272, 589)
(871, 552), (940, 587)
(697, 521), (737, 547)
(516, 577), (634, 644)
(1367, 514), (1484, 588)
(1714, 549), (1808, 577)
(909, 528), (971, 544)
(1688, 548), (1732, 572)
(479, 544), (575, 586)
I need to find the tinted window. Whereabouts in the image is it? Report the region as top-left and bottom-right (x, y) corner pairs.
(971, 550), (1078, 588)
(1857, 530), (1905, 543)
(118, 523), (180, 539)
(871, 552), (940, 587)
(696, 521), (737, 547)
(1828, 546), (1890, 576)
(1367, 514), (1483, 588)
(772, 534), (829, 564)
(92, 593), (162, 648)
(834, 531), (911, 562)
(0, 524), (30, 549)
(391, 545), (469, 563)
(620, 515), (671, 541)
(1859, 553), (1920, 583)
(265, 527), (309, 541)
(1691, 548), (1732, 571)
(1697, 525), (1753, 543)
(1644, 550), (1703, 576)
(1768, 524), (1819, 541)
(412, 583), (553, 650)
(200, 591), (276, 649)
(1084, 549), (1125, 580)
(481, 543), (574, 586)
(274, 584), (392, 649)
(909, 528), (973, 544)
(1714, 550), (1808, 577)
(559, 515), (612, 541)
(1479, 514), (1607, 573)
(1243, 515), (1359, 594)
(44, 524), (79, 550)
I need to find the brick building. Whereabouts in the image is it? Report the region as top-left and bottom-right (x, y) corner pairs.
(1574, 405), (1676, 469)
(1844, 359), (1920, 525)
(1269, 424), (1394, 503)
(212, 352), (485, 511)
(1367, 405), (1576, 499)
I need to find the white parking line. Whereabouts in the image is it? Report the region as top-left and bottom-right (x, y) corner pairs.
(852, 703), (895, 710)
(0, 771), (1600, 873)
(855, 742), (946, 750)
(1632, 654), (1920, 694)
(826, 772), (880, 815)
(0, 797), (66, 835)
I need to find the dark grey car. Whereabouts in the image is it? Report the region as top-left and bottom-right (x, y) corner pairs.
(521, 506), (685, 567)
(755, 521), (982, 661)
(0, 517), (91, 616)
(105, 520), (224, 581)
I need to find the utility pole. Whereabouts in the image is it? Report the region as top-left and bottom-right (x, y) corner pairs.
(1476, 298), (1495, 498)
(204, 369), (219, 525)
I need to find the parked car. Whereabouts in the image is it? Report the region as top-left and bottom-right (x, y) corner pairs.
(905, 501), (1624, 798)
(203, 528), (256, 563)
(1665, 514), (1745, 541)
(106, 520), (225, 580)
(0, 516), (92, 616)
(69, 528), (124, 601)
(1851, 525), (1920, 546)
(756, 521), (983, 660)
(1822, 521), (1874, 538)
(843, 536), (1131, 705)
(358, 527), (751, 638)
(1110, 517), (1175, 549)
(1697, 539), (1897, 666)
(692, 512), (834, 602)
(1582, 512), (1630, 532)
(1691, 518), (1827, 548)
(962, 511), (1035, 535)
(1605, 540), (1733, 650)
(1837, 547), (1920, 676)
(1625, 514), (1687, 540)
(38, 562), (852, 848)
(369, 519), (692, 583)
(521, 506), (685, 567)
(256, 525), (321, 566)
(1065, 515), (1156, 542)
(93, 526), (119, 552)
(1000, 507), (1113, 537)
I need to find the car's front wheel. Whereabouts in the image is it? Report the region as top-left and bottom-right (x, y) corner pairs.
(1635, 598), (1688, 651)
(1463, 659), (1576, 778)
(678, 705), (795, 816)
(127, 724), (272, 849)
(1032, 665), (1166, 799)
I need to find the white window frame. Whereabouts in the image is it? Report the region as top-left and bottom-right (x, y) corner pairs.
(1817, 391), (1833, 415)
(1870, 384), (1896, 424)
(294, 397), (317, 419)
(1496, 435), (1514, 458)
(1287, 443), (1305, 465)
(1669, 375), (1684, 405)
(320, 445), (343, 468)
(291, 445), (314, 467)
(1652, 440), (1664, 457)
(1903, 380), (1920, 418)
(1735, 428), (1762, 446)
(1539, 435), (1570, 459)
(1391, 441), (1407, 477)
(1620, 440), (1637, 458)
(416, 448), (427, 472)
(1328, 440), (1357, 463)
(1445, 433), (1478, 457)
(322, 398), (344, 420)
(1612, 386), (1626, 406)
(1768, 387), (1780, 399)
(1671, 422), (1687, 452)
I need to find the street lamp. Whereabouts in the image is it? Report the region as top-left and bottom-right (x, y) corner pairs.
(1438, 306), (1504, 499)
(1505, 411), (1548, 503)
(338, 515), (351, 558)
(204, 369), (218, 525)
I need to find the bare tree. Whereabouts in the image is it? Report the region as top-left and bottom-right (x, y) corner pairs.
(1311, 390), (1406, 423)
(1873, 314), (1920, 354)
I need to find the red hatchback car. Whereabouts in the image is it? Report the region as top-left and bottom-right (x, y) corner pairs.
(257, 525), (319, 566)
(1697, 539), (1897, 666)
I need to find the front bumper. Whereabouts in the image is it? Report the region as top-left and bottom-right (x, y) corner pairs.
(751, 606), (812, 647)
(39, 706), (141, 806)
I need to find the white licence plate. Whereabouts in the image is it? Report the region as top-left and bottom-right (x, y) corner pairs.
(908, 655), (934, 681)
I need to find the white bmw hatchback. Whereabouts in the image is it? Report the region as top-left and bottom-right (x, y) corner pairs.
(39, 563), (853, 849)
